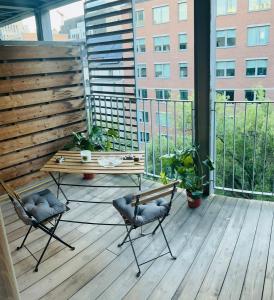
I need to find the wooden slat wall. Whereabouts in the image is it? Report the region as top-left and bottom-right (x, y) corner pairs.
(0, 43), (86, 191)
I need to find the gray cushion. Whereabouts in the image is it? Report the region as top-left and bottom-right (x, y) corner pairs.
(113, 194), (169, 226)
(20, 189), (66, 224)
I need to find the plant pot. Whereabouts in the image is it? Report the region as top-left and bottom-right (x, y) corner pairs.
(83, 173), (95, 180)
(186, 190), (201, 209)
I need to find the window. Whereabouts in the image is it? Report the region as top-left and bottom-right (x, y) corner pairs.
(155, 89), (171, 100)
(155, 64), (170, 78)
(178, 1), (187, 20)
(138, 89), (148, 99)
(216, 61), (235, 77)
(153, 6), (169, 24)
(156, 112), (171, 127)
(154, 36), (170, 52)
(216, 90), (235, 101)
(248, 26), (270, 46)
(139, 132), (150, 142)
(245, 89), (265, 101)
(217, 0), (237, 15)
(137, 64), (147, 78)
(136, 38), (146, 53)
(138, 111), (149, 123)
(179, 63), (188, 78)
(246, 59), (267, 76)
(179, 34), (188, 50)
(136, 10), (144, 27)
(180, 90), (189, 100)
(216, 29), (236, 47)
(249, 0), (271, 11)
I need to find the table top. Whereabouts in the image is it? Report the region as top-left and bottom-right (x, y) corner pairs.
(41, 150), (145, 175)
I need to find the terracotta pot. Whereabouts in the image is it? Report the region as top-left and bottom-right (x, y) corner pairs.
(83, 173), (95, 180)
(186, 190), (201, 209)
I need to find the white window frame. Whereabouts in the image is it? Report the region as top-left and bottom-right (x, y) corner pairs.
(152, 5), (170, 25)
(139, 131), (150, 143)
(153, 35), (170, 52)
(247, 25), (270, 46)
(245, 58), (268, 77)
(179, 62), (188, 78)
(136, 38), (146, 53)
(137, 64), (147, 78)
(216, 60), (236, 78)
(216, 28), (236, 48)
(178, 0), (187, 21)
(248, 0), (271, 11)
(216, 89), (235, 101)
(179, 33), (188, 50)
(154, 63), (170, 79)
(217, 0), (237, 16)
(155, 89), (171, 101)
(179, 89), (189, 100)
(138, 110), (149, 123)
(136, 10), (144, 27)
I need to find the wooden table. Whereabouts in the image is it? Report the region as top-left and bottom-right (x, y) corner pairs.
(41, 150), (145, 213)
(41, 150), (145, 226)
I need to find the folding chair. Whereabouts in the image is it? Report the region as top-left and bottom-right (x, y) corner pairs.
(113, 181), (178, 277)
(0, 179), (75, 272)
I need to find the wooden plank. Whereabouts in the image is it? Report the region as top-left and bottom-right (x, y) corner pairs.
(0, 99), (85, 125)
(0, 86), (84, 110)
(0, 155), (53, 181)
(195, 198), (249, 300)
(0, 111), (85, 141)
(0, 137), (71, 170)
(0, 60), (82, 77)
(241, 201), (274, 300)
(218, 200), (262, 300)
(0, 45), (80, 60)
(0, 208), (20, 300)
(0, 73), (82, 94)
(0, 121), (86, 155)
(148, 196), (227, 300)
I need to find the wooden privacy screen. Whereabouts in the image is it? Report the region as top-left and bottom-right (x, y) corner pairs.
(0, 43), (86, 190)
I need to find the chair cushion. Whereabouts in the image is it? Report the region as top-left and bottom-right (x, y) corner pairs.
(21, 189), (66, 223)
(113, 194), (169, 227)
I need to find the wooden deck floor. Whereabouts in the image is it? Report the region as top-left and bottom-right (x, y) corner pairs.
(2, 174), (274, 300)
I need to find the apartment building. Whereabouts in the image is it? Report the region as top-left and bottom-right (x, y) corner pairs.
(135, 0), (274, 102)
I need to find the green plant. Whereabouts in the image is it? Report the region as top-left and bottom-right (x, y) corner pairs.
(66, 126), (118, 151)
(160, 145), (214, 198)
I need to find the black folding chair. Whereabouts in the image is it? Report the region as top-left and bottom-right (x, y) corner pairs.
(113, 181), (178, 277)
(0, 179), (75, 272)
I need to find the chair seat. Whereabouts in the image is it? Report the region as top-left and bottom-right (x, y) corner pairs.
(113, 194), (169, 227)
(21, 189), (66, 223)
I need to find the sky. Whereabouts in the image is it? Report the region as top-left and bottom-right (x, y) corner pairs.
(22, 0), (84, 32)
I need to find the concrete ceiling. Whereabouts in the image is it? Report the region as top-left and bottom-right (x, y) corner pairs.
(0, 0), (79, 27)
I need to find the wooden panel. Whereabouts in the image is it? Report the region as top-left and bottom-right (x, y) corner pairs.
(0, 111), (85, 140)
(0, 45), (80, 60)
(0, 86), (84, 110)
(0, 122), (86, 155)
(0, 43), (86, 191)
(0, 60), (82, 77)
(0, 73), (82, 94)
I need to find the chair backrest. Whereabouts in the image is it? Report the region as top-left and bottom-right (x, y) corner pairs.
(131, 181), (179, 208)
(0, 179), (33, 225)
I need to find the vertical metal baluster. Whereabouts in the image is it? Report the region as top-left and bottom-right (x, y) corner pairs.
(232, 102), (237, 191)
(150, 99), (155, 176)
(262, 102), (270, 195)
(182, 101), (185, 149)
(143, 98), (148, 174)
(98, 95), (103, 129)
(191, 100), (195, 146)
(222, 102), (227, 191)
(251, 102), (259, 195)
(122, 97), (127, 151)
(174, 101), (177, 148)
(116, 96), (121, 151)
(213, 101), (217, 190)
(166, 99), (170, 154)
(242, 102), (247, 192)
(129, 97), (134, 151)
(158, 100), (163, 172)
(110, 96), (115, 149)
(104, 96), (107, 129)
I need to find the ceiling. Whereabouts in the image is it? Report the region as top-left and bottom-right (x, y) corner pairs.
(0, 0), (78, 27)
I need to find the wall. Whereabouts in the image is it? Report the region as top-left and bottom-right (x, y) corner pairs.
(0, 42), (86, 191)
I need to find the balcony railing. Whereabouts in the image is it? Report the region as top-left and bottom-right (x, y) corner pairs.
(213, 100), (274, 198)
(87, 95), (273, 199)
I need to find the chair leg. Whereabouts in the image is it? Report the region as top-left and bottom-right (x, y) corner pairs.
(158, 220), (176, 260)
(34, 215), (62, 272)
(17, 225), (32, 250)
(118, 223), (131, 247)
(126, 225), (141, 277)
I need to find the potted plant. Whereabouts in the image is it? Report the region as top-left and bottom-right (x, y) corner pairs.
(160, 145), (214, 208)
(65, 126), (118, 180)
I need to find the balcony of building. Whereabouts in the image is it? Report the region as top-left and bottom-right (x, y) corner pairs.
(0, 0), (274, 299)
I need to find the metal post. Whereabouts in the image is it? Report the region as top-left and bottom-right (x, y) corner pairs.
(194, 0), (211, 195)
(35, 8), (53, 41)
